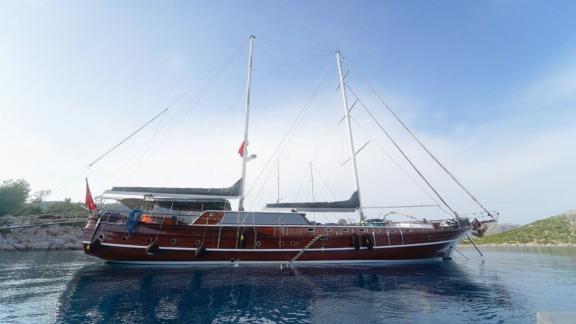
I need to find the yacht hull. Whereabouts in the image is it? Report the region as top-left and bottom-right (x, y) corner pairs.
(82, 219), (467, 264)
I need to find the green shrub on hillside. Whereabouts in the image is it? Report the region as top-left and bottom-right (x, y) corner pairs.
(473, 213), (576, 245)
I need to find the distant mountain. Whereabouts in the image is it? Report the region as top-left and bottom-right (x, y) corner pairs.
(473, 211), (576, 245)
(484, 223), (521, 236)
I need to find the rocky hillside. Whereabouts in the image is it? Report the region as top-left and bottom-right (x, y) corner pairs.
(484, 222), (521, 236)
(475, 211), (576, 245)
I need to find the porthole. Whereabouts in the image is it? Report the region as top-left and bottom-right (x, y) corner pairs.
(255, 241), (262, 247)
(325, 228), (332, 232)
(342, 228), (349, 232)
(122, 236), (128, 241)
(307, 228), (314, 232)
(358, 228), (365, 232)
(146, 238), (153, 244)
(290, 241), (297, 246)
(170, 238), (177, 245)
(279, 241), (285, 246)
(98, 234), (105, 239)
(195, 240), (202, 246)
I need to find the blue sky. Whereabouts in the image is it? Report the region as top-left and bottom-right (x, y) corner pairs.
(1, 1), (575, 224)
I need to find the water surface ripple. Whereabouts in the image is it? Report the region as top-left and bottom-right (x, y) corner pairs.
(0, 247), (575, 323)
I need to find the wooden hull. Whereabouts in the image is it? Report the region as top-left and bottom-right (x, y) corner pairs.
(82, 218), (468, 264)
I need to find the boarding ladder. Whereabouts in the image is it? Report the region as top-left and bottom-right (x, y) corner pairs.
(289, 234), (324, 264)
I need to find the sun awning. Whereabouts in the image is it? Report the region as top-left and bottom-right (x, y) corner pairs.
(265, 191), (359, 212)
(101, 179), (242, 201)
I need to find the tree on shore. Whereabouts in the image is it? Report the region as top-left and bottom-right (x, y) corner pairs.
(45, 198), (85, 214)
(0, 179), (31, 216)
(0, 178), (86, 216)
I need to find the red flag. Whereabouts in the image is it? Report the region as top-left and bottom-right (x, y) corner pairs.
(85, 178), (97, 212)
(237, 141), (245, 157)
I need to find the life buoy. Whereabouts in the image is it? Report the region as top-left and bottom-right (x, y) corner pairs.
(351, 233), (360, 250)
(146, 240), (160, 255)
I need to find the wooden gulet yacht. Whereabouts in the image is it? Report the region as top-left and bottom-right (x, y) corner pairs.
(82, 36), (494, 264)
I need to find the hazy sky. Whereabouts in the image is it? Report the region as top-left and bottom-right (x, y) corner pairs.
(1, 1), (575, 224)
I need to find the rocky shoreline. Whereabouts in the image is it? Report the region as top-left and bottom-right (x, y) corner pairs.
(0, 225), (83, 251)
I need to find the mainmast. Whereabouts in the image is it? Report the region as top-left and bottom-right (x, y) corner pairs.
(336, 51), (365, 221)
(239, 35), (255, 211)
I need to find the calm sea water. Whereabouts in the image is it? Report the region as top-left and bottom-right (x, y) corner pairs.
(0, 247), (575, 323)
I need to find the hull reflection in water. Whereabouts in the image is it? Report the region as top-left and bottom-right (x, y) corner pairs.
(57, 262), (511, 323)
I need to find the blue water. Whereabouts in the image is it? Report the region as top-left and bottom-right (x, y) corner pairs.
(0, 247), (575, 323)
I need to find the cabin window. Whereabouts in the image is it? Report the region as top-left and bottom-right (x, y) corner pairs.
(98, 234), (105, 240)
(122, 236), (128, 241)
(255, 241), (262, 247)
(342, 228), (349, 232)
(290, 241), (297, 246)
(195, 240), (202, 246)
(308, 228), (314, 232)
(170, 238), (177, 245)
(358, 228), (365, 232)
(325, 228), (332, 232)
(146, 238), (153, 244)
(279, 241), (285, 247)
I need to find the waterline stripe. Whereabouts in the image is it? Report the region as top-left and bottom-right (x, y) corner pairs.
(107, 258), (444, 265)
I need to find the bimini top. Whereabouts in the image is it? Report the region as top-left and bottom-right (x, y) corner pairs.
(100, 179), (241, 211)
(102, 179), (242, 200)
(265, 191), (359, 212)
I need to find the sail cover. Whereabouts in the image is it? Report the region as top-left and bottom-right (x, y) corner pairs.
(265, 191), (359, 212)
(102, 179), (242, 200)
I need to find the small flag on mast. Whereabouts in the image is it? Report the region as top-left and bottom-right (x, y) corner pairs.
(238, 141), (245, 157)
(85, 178), (97, 212)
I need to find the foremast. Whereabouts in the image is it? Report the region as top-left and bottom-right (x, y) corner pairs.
(336, 51), (365, 221)
(239, 35), (255, 211)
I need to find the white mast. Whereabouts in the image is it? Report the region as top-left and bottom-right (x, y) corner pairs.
(336, 50), (364, 221)
(239, 35), (255, 211)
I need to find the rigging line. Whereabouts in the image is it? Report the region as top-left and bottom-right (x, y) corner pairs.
(86, 39), (248, 170)
(126, 111), (168, 184)
(293, 163), (312, 202)
(346, 86), (459, 218)
(149, 39), (249, 157)
(245, 59), (333, 196)
(258, 37), (333, 53)
(311, 164), (338, 201)
(87, 107), (169, 168)
(349, 115), (452, 217)
(247, 157), (278, 210)
(11, 166), (87, 216)
(348, 65), (493, 218)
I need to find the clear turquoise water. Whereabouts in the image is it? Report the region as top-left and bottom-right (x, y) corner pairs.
(0, 247), (575, 323)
